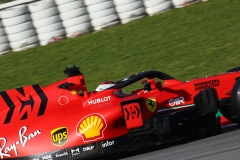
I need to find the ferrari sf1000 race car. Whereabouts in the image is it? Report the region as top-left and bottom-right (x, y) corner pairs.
(1, 66), (240, 160)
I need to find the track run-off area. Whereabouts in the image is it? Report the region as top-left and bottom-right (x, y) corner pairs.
(96, 124), (240, 160)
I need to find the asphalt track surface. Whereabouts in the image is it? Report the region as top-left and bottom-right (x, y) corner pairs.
(96, 124), (240, 160)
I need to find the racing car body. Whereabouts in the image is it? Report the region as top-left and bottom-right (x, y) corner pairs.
(1, 66), (240, 160)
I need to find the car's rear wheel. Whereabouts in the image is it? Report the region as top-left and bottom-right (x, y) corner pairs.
(227, 67), (240, 73)
(219, 67), (240, 123)
(219, 104), (240, 123)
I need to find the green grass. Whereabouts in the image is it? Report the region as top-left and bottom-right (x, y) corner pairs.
(0, 0), (15, 4)
(0, 0), (239, 92)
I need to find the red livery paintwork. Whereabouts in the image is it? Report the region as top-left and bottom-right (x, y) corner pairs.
(1, 66), (240, 159)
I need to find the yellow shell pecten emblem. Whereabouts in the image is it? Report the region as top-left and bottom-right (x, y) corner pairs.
(76, 113), (107, 142)
(71, 90), (77, 95)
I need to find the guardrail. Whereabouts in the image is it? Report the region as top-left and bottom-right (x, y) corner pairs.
(0, 0), (206, 55)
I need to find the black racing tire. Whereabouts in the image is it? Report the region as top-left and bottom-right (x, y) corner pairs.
(227, 67), (240, 73)
(229, 78), (240, 123)
(219, 78), (240, 124)
(219, 67), (240, 123)
(219, 107), (240, 123)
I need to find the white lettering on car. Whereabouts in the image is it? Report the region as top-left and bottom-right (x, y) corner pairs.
(88, 96), (111, 105)
(101, 140), (115, 148)
(55, 151), (68, 157)
(0, 126), (41, 159)
(42, 155), (52, 160)
(71, 148), (80, 156)
(83, 145), (95, 151)
(169, 97), (185, 106)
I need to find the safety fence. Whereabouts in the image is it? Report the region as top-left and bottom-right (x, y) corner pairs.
(0, 0), (205, 55)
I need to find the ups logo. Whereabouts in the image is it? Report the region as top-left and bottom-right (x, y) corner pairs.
(51, 127), (68, 147)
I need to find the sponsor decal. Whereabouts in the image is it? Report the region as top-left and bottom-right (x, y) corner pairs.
(58, 96), (69, 105)
(76, 113), (107, 142)
(42, 155), (52, 160)
(88, 96), (111, 105)
(50, 127), (68, 147)
(2, 85), (48, 124)
(145, 97), (156, 112)
(101, 140), (115, 148)
(55, 151), (68, 158)
(122, 100), (143, 129)
(71, 90), (78, 95)
(123, 104), (141, 120)
(71, 148), (80, 156)
(0, 126), (41, 159)
(194, 79), (220, 91)
(83, 145), (95, 152)
(169, 97), (185, 106)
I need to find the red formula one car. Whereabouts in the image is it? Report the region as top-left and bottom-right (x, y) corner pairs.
(1, 66), (240, 160)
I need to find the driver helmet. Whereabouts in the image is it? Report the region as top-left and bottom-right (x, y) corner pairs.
(95, 81), (116, 92)
(95, 81), (125, 97)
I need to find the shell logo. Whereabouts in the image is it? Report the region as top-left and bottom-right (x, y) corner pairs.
(71, 90), (77, 95)
(76, 113), (107, 142)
